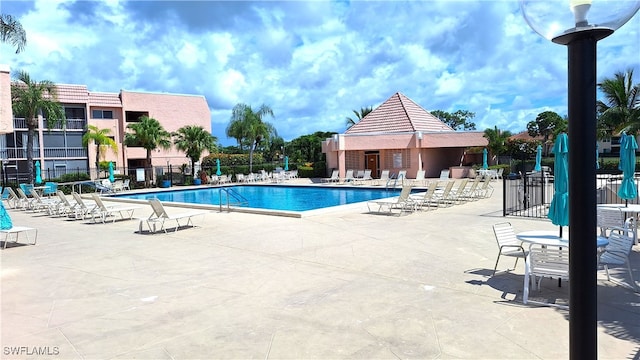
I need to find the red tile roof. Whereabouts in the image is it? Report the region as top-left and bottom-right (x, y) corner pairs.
(54, 84), (89, 103)
(345, 92), (453, 134)
(89, 92), (122, 107)
(510, 131), (543, 141)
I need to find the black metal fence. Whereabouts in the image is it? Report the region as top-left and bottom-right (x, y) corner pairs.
(504, 172), (640, 219)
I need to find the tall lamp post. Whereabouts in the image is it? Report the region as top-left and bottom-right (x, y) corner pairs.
(519, 1), (640, 359)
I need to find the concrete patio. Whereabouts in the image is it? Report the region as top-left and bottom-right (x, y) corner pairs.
(1, 180), (639, 359)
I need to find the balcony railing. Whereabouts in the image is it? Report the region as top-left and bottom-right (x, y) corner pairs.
(0, 147), (86, 159)
(13, 118), (87, 130)
(43, 147), (87, 158)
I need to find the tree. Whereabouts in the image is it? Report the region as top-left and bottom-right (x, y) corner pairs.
(11, 70), (65, 183)
(345, 106), (373, 128)
(597, 69), (640, 136)
(82, 125), (118, 176)
(123, 115), (172, 186)
(431, 110), (476, 130)
(173, 125), (218, 177)
(1, 14), (27, 53)
(526, 111), (567, 154)
(483, 126), (512, 165)
(227, 103), (276, 172)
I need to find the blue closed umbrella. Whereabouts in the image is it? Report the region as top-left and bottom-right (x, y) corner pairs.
(617, 133), (637, 202)
(284, 156), (289, 171)
(35, 161), (42, 185)
(548, 133), (569, 236)
(216, 158), (222, 176)
(534, 145), (542, 172)
(108, 162), (115, 183)
(482, 148), (488, 170)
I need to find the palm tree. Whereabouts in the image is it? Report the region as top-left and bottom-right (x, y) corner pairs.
(345, 106), (373, 128)
(123, 115), (172, 186)
(11, 70), (65, 183)
(82, 125), (118, 177)
(597, 69), (640, 135)
(227, 103), (276, 172)
(173, 125), (218, 177)
(1, 14), (27, 53)
(483, 126), (512, 165)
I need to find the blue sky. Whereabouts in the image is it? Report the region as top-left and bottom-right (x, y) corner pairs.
(1, 0), (639, 146)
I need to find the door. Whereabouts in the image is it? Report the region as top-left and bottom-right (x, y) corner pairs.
(365, 153), (379, 178)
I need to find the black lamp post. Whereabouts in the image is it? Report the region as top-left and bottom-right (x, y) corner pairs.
(520, 1), (639, 359)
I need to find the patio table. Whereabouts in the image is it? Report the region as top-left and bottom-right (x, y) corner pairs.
(516, 230), (609, 249)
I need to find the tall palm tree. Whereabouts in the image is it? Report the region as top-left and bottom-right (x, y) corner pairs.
(123, 115), (172, 186)
(173, 125), (218, 177)
(227, 103), (275, 172)
(11, 70), (65, 183)
(597, 69), (640, 135)
(345, 106), (373, 128)
(483, 126), (512, 165)
(82, 125), (118, 177)
(1, 14), (27, 53)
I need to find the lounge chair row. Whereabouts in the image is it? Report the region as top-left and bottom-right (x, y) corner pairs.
(367, 176), (494, 215)
(2, 189), (209, 234)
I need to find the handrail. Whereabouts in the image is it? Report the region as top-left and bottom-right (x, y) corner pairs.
(218, 187), (249, 212)
(385, 173), (405, 190)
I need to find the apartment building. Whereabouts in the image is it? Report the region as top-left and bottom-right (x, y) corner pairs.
(0, 69), (211, 182)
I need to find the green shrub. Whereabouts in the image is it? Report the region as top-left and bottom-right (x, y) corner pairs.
(297, 166), (314, 178)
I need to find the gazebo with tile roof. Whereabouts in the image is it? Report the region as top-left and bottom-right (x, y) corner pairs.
(322, 92), (487, 180)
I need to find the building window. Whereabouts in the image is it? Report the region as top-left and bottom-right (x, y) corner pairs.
(65, 107), (85, 120)
(92, 110), (113, 119)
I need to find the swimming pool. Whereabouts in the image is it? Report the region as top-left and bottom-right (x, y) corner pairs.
(115, 185), (403, 212)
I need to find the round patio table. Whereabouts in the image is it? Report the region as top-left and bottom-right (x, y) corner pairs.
(516, 230), (609, 248)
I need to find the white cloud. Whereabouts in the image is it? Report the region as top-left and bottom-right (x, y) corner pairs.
(2, 0), (638, 146)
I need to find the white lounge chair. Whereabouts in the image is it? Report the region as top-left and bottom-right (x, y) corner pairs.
(28, 189), (60, 213)
(341, 169), (355, 184)
(412, 170), (426, 186)
(88, 193), (141, 223)
(3, 188), (21, 209)
(376, 170), (391, 186)
(367, 185), (416, 214)
(409, 181), (439, 210)
(1, 202), (38, 249)
(322, 170), (339, 183)
(70, 192), (97, 220)
(139, 198), (209, 233)
(354, 169), (373, 185)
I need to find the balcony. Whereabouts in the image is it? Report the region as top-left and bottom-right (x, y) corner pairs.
(0, 147), (87, 160)
(13, 117), (87, 130)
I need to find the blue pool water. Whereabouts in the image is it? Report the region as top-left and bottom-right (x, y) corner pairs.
(115, 185), (402, 211)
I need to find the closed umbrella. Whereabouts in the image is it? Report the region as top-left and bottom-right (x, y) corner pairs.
(482, 148), (488, 170)
(35, 161), (42, 185)
(108, 162), (115, 183)
(617, 133), (637, 203)
(534, 145), (542, 172)
(548, 133), (569, 237)
(216, 158), (222, 176)
(284, 156), (289, 171)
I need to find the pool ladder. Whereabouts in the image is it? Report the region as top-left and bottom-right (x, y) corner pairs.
(218, 187), (249, 212)
(385, 174), (405, 190)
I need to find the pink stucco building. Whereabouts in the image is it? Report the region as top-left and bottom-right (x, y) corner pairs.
(322, 92), (488, 179)
(0, 69), (211, 182)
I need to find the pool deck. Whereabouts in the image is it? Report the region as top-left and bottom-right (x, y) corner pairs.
(2, 179), (639, 359)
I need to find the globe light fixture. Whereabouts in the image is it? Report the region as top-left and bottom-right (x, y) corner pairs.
(519, 1), (639, 359)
